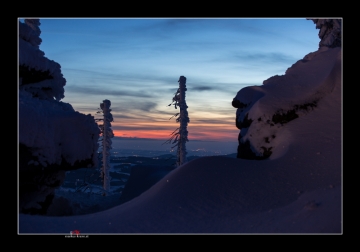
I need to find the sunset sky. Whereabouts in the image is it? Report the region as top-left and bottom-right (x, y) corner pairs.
(24, 18), (320, 141)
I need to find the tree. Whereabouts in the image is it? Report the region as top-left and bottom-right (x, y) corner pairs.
(96, 99), (114, 196)
(165, 76), (189, 167)
(308, 19), (341, 48)
(24, 19), (42, 48)
(19, 18), (65, 101)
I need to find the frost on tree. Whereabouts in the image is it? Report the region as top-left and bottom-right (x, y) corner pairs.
(18, 18), (100, 214)
(98, 99), (114, 196)
(19, 18), (100, 167)
(308, 18), (341, 48)
(165, 76), (189, 167)
(19, 19), (66, 101)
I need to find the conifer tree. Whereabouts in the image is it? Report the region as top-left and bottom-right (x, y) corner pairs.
(97, 99), (114, 195)
(165, 76), (189, 167)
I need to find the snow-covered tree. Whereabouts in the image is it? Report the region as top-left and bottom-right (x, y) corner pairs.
(19, 18), (66, 101)
(22, 19), (42, 48)
(18, 18), (100, 214)
(98, 99), (114, 196)
(165, 76), (189, 167)
(308, 19), (341, 48)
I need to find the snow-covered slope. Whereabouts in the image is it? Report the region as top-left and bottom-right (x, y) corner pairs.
(19, 20), (342, 233)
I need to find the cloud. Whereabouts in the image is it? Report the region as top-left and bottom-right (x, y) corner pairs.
(141, 19), (262, 36)
(192, 86), (213, 91)
(186, 81), (250, 96)
(207, 51), (297, 68)
(111, 124), (174, 132)
(64, 68), (177, 87)
(66, 85), (153, 98)
(133, 19), (207, 35)
(192, 118), (234, 125)
(104, 113), (138, 120)
(165, 81), (243, 97)
(131, 101), (158, 112)
(234, 52), (297, 65)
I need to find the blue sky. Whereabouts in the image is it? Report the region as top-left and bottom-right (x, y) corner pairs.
(20, 18), (320, 141)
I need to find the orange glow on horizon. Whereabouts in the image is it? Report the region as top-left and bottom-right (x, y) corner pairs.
(108, 117), (239, 141)
(112, 127), (239, 141)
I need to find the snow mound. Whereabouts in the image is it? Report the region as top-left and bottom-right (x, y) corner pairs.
(233, 47), (341, 160)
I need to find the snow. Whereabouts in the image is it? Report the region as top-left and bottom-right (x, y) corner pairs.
(234, 46), (340, 159)
(99, 99), (114, 194)
(19, 90), (100, 167)
(177, 76), (189, 167)
(19, 19), (100, 167)
(166, 76), (190, 167)
(18, 19), (342, 234)
(308, 19), (341, 48)
(19, 20), (66, 101)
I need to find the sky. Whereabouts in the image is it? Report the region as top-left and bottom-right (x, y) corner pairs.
(22, 18), (320, 141)
(19, 44), (342, 234)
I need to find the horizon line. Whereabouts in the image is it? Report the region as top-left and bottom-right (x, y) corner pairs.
(112, 136), (237, 142)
